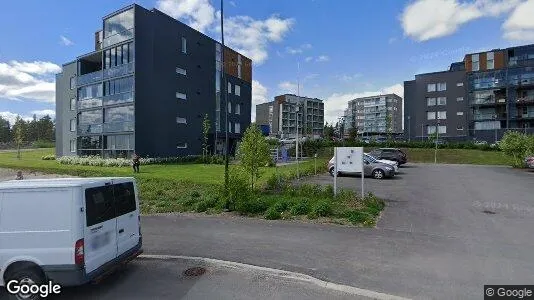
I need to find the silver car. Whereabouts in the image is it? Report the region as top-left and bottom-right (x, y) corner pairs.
(327, 156), (395, 179)
(364, 153), (399, 173)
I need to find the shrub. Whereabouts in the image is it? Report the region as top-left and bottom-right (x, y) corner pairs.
(345, 211), (370, 225)
(41, 154), (56, 160)
(32, 140), (55, 149)
(500, 131), (529, 167)
(273, 199), (291, 213)
(265, 206), (282, 220)
(235, 196), (269, 215)
(289, 200), (310, 215)
(312, 200), (333, 217)
(223, 167), (252, 211)
(195, 197), (219, 213)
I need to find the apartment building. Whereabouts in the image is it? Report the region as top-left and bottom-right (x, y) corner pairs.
(55, 4), (252, 158)
(343, 94), (403, 136)
(404, 63), (468, 141)
(256, 94), (324, 139)
(404, 43), (534, 142)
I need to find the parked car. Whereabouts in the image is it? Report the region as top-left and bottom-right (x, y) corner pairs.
(365, 153), (399, 173)
(328, 156), (395, 179)
(525, 156), (534, 169)
(0, 177), (143, 299)
(368, 148), (407, 165)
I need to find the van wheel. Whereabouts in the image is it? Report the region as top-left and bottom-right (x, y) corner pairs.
(7, 268), (45, 300)
(372, 169), (385, 179)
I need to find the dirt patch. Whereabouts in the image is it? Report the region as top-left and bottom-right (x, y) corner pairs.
(0, 168), (75, 182)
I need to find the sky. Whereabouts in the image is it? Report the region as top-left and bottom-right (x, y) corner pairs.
(0, 0), (533, 126)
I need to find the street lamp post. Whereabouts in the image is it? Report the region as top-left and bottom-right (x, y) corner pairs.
(421, 124), (424, 142)
(296, 104), (299, 179)
(493, 114), (498, 144)
(407, 116), (411, 142)
(434, 122), (439, 164)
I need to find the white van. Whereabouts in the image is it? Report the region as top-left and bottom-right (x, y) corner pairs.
(0, 177), (143, 297)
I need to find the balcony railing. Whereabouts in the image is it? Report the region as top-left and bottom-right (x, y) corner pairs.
(102, 28), (134, 48)
(517, 95), (534, 103)
(103, 121), (135, 133)
(103, 62), (134, 79)
(77, 71), (103, 87)
(510, 78), (534, 87)
(103, 92), (134, 106)
(473, 113), (506, 120)
(78, 98), (103, 109)
(364, 101), (386, 107)
(77, 124), (103, 135)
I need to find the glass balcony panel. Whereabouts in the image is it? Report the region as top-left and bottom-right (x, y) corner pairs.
(103, 121), (135, 133)
(78, 98), (103, 109)
(77, 71), (103, 86)
(103, 92), (134, 106)
(103, 62), (134, 79)
(77, 124), (103, 134)
(103, 28), (134, 48)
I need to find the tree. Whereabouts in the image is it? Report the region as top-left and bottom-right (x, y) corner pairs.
(202, 114), (211, 160)
(237, 124), (271, 189)
(348, 127), (358, 141)
(37, 115), (55, 142)
(324, 122), (334, 141)
(13, 116), (25, 159)
(27, 114), (38, 142)
(0, 116), (11, 143)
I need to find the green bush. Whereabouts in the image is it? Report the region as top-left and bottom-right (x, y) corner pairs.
(41, 154), (56, 160)
(345, 211), (370, 225)
(289, 200), (310, 215)
(235, 196), (269, 215)
(265, 206), (282, 220)
(32, 140), (55, 148)
(224, 167), (253, 212)
(312, 200), (333, 217)
(500, 131), (531, 167)
(273, 199), (291, 213)
(195, 197), (219, 213)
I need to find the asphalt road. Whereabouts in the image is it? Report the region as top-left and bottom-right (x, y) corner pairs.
(138, 164), (534, 300)
(1, 164), (533, 299)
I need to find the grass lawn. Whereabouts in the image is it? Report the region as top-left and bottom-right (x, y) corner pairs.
(400, 148), (512, 165)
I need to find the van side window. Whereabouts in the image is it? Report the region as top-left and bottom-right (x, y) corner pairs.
(85, 186), (115, 227)
(114, 182), (136, 216)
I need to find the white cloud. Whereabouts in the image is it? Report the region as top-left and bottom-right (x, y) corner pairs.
(336, 73), (363, 82)
(59, 35), (74, 46)
(324, 83), (403, 124)
(0, 60), (59, 103)
(0, 112), (33, 125)
(401, 0), (524, 42)
(252, 80), (268, 121)
(229, 1), (236, 7)
(278, 81), (298, 94)
(31, 109), (55, 118)
(156, 0), (216, 33)
(157, 0), (294, 65)
(286, 43), (312, 55)
(502, 0), (534, 41)
(304, 56), (313, 62)
(316, 55), (330, 62)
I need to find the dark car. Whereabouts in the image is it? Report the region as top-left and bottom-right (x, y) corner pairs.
(368, 148), (407, 165)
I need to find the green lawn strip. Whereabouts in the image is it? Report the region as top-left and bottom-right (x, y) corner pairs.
(401, 148), (512, 165)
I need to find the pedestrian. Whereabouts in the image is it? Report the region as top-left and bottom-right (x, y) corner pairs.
(15, 171), (23, 180)
(132, 153), (140, 173)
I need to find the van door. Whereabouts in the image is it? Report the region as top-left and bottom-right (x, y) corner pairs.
(84, 184), (118, 274)
(113, 181), (140, 256)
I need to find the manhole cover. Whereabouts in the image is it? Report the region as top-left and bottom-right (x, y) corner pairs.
(482, 210), (496, 215)
(183, 267), (206, 277)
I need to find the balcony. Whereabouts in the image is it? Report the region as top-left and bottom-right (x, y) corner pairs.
(364, 101), (386, 107)
(78, 98), (103, 109)
(516, 112), (534, 119)
(78, 124), (103, 135)
(103, 62), (134, 79)
(510, 78), (534, 88)
(471, 98), (507, 107)
(516, 95), (534, 105)
(103, 92), (134, 106)
(102, 28), (134, 48)
(473, 113), (506, 120)
(77, 71), (103, 87)
(103, 121), (134, 133)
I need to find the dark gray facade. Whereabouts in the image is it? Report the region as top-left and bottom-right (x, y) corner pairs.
(55, 62), (78, 156)
(55, 4), (252, 158)
(404, 65), (468, 141)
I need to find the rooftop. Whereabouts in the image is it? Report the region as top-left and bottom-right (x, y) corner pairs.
(0, 177), (134, 190)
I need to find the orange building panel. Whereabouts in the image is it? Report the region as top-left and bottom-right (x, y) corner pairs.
(223, 47), (252, 84)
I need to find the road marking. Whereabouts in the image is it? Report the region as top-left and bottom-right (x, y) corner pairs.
(139, 254), (411, 300)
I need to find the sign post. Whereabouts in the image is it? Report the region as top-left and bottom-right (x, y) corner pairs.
(333, 147), (364, 197)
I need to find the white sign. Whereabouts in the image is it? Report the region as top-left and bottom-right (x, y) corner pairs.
(334, 147), (364, 198)
(335, 147), (363, 173)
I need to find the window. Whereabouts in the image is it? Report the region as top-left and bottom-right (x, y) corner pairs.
(437, 82), (447, 91)
(176, 92), (187, 100)
(427, 83), (436, 92)
(427, 126), (436, 134)
(228, 122), (232, 133)
(235, 123), (241, 134)
(177, 142), (188, 149)
(181, 37), (187, 54)
(457, 82), (464, 87)
(228, 102), (232, 113)
(176, 67), (187, 76)
(427, 97), (436, 106)
(111, 47), (116, 67)
(437, 97), (447, 105)
(427, 112), (436, 120)
(70, 119), (76, 132)
(457, 112), (464, 116)
(457, 125), (464, 130)
(114, 182), (136, 216)
(457, 97), (464, 102)
(176, 117), (187, 124)
(437, 111), (447, 120)
(105, 105), (134, 123)
(472, 54), (480, 71)
(85, 185), (115, 227)
(236, 104), (241, 115)
(487, 52), (494, 70)
(105, 135), (133, 150)
(228, 82), (232, 94)
(79, 110), (103, 124)
(70, 77), (76, 90)
(235, 85), (241, 96)
(70, 98), (76, 110)
(438, 125), (447, 134)
(103, 9), (134, 38)
(70, 139), (76, 153)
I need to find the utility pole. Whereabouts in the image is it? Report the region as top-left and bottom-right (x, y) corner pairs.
(421, 124), (424, 142)
(407, 115), (411, 142)
(221, 0), (230, 200)
(296, 62), (301, 179)
(434, 122), (439, 164)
